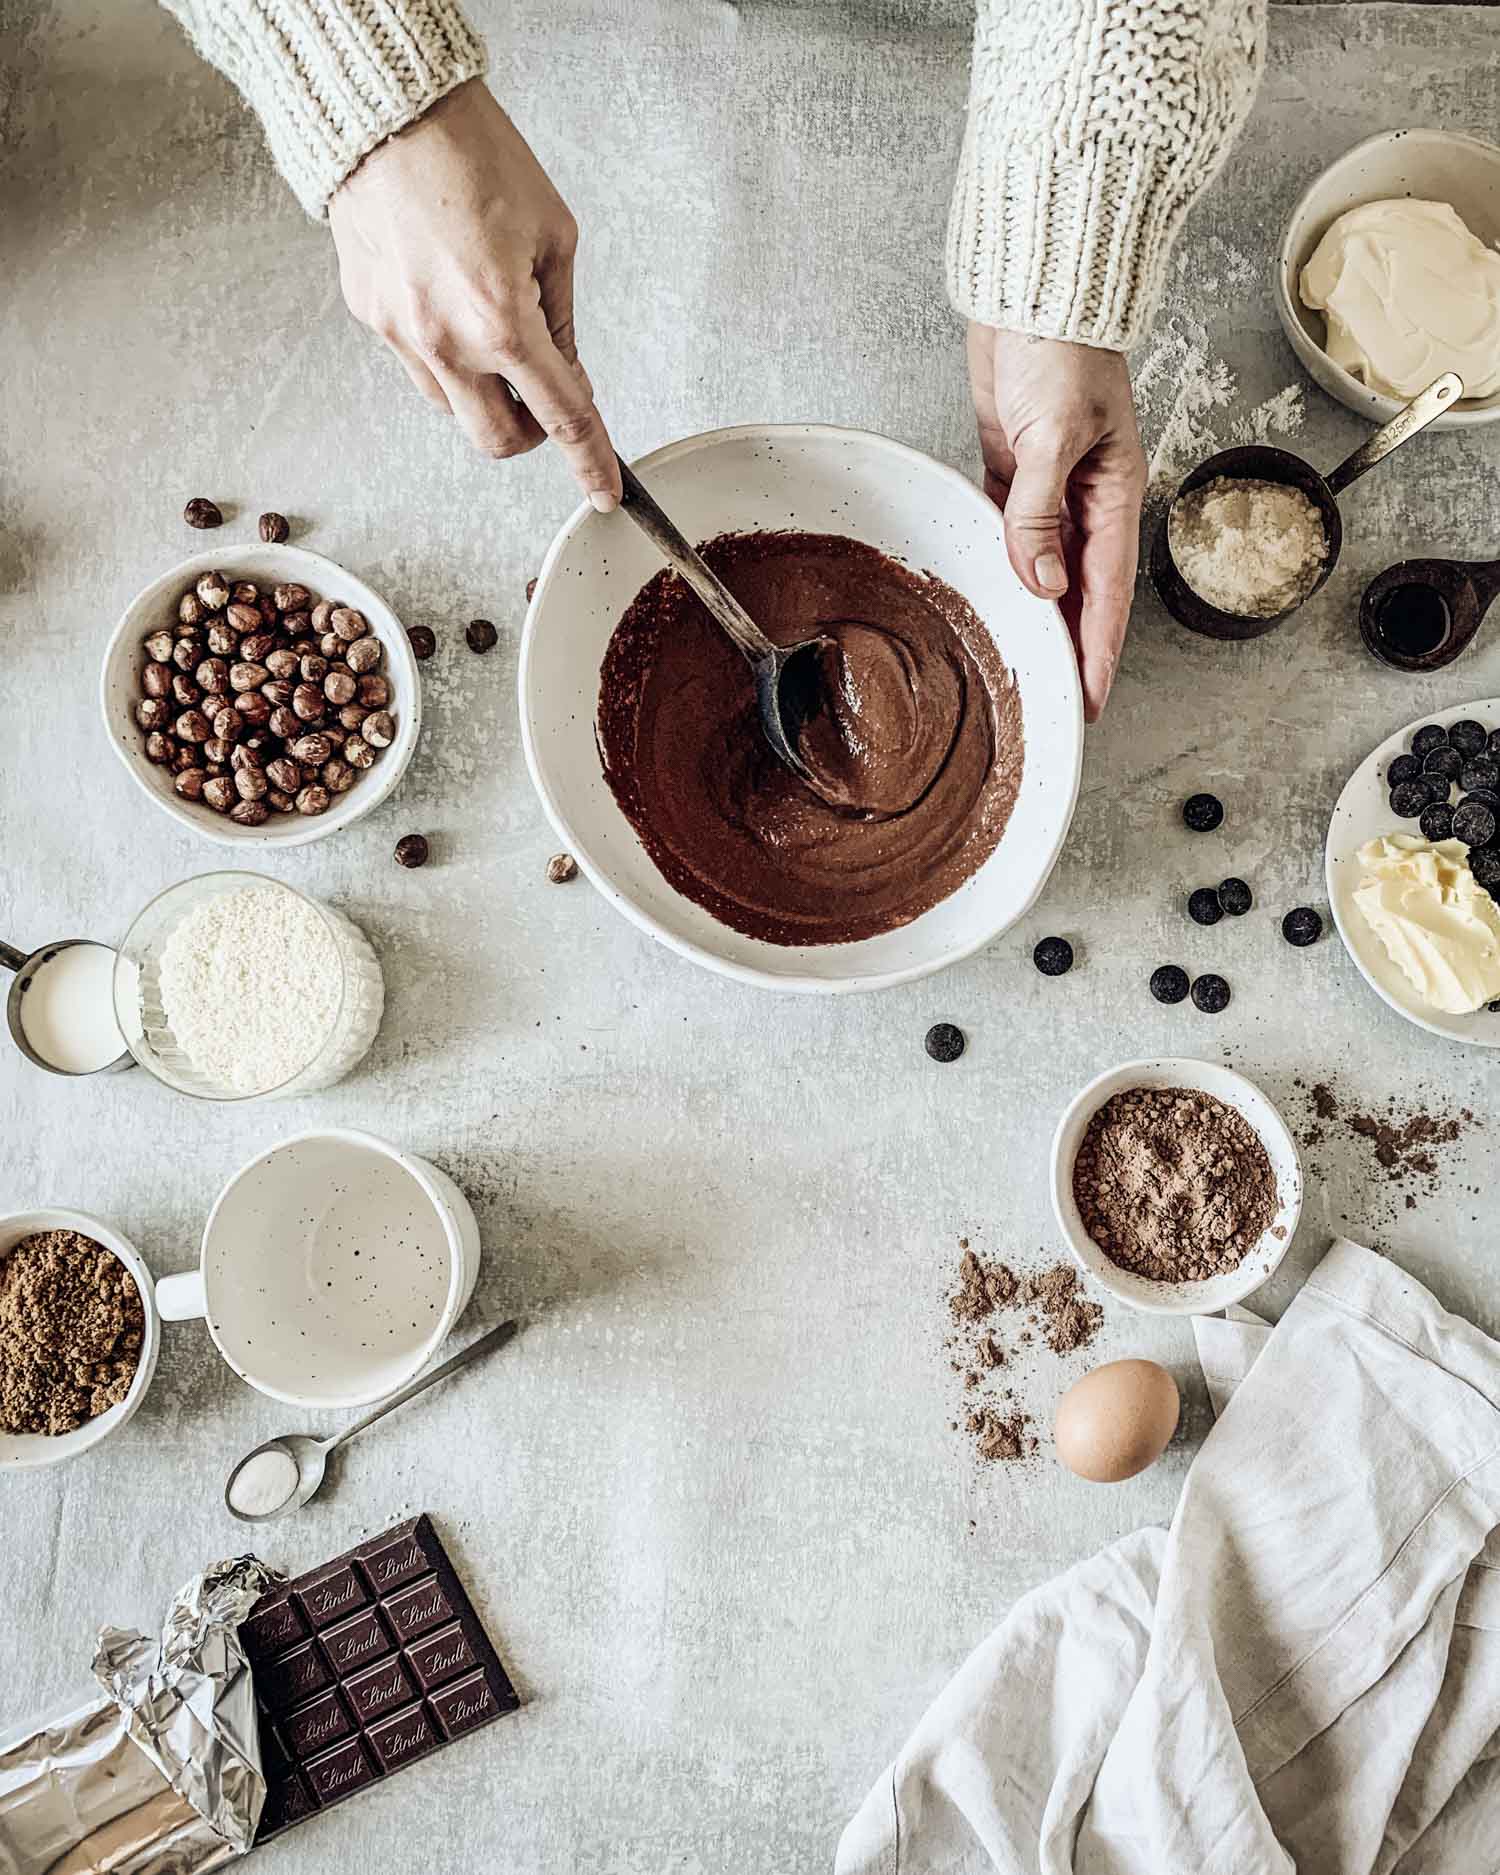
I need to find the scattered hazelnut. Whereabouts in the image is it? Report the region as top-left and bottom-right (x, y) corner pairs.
(324, 669), (357, 706)
(273, 582), (311, 613)
(261, 678), (294, 708)
(144, 731), (174, 765)
(289, 732), (331, 766)
(394, 833), (429, 868)
(362, 710), (395, 748)
(230, 661), (269, 693)
(357, 674), (390, 709)
(320, 631), (343, 659)
(230, 581), (259, 604)
(203, 736), (234, 766)
(175, 708), (211, 741)
(171, 673), (200, 709)
(171, 638), (201, 672)
(195, 657), (230, 695)
(143, 630), (175, 663)
(202, 775), (236, 813)
(406, 625), (436, 660)
(234, 764), (268, 802)
(346, 635), (382, 674)
(295, 784), (330, 816)
(465, 617), (498, 654)
(172, 745), (198, 774)
(323, 758), (356, 794)
(267, 788), (295, 813)
(331, 606), (368, 643)
(546, 852), (578, 884)
(178, 592), (206, 628)
(258, 511), (290, 544)
(235, 691), (272, 726)
(195, 571), (230, 611)
(141, 663), (172, 700)
(265, 647), (299, 679)
(300, 653), (328, 684)
(230, 799), (270, 826)
(338, 703), (368, 731)
(282, 610), (312, 639)
(174, 767), (207, 799)
(266, 757), (302, 793)
(343, 734), (374, 770)
(310, 601), (335, 633)
(292, 682), (326, 721)
(207, 620), (239, 656)
(212, 705), (241, 742)
(230, 744), (259, 772)
(268, 705), (301, 739)
(240, 631), (278, 663)
(183, 497), (222, 530)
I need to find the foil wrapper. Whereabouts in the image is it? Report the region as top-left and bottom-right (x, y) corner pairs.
(0, 1555), (281, 1875)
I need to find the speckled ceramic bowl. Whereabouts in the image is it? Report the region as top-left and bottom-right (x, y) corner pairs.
(520, 423), (1084, 993)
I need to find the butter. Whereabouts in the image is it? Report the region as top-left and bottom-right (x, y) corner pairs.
(1353, 833), (1500, 1014)
(1300, 199), (1500, 401)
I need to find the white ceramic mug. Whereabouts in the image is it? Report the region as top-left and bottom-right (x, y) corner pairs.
(156, 1129), (481, 1409)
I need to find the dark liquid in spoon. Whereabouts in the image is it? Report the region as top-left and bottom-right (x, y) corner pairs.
(1374, 584), (1450, 659)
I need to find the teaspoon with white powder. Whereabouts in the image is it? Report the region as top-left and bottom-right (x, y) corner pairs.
(224, 1319), (519, 1523)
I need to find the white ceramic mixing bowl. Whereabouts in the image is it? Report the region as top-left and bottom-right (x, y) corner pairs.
(520, 424), (1083, 992)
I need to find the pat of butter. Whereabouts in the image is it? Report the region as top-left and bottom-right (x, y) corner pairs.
(1354, 833), (1500, 1015)
(1300, 199), (1500, 401)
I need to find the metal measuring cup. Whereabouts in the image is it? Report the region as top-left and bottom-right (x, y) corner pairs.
(1150, 373), (1463, 641)
(1, 938), (134, 1076)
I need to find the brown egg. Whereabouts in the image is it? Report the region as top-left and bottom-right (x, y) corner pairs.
(1054, 1359), (1180, 1483)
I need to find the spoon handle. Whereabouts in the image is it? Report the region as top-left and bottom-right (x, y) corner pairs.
(326, 1319), (520, 1454)
(614, 457), (778, 664)
(0, 941), (28, 974)
(1325, 373), (1463, 497)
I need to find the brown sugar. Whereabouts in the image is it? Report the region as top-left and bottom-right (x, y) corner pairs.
(0, 1229), (144, 1435)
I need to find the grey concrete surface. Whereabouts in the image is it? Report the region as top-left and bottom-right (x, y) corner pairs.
(3, 4), (1499, 1870)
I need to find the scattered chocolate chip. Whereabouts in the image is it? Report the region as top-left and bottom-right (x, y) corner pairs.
(1190, 972), (1231, 1013)
(546, 852), (578, 884)
(183, 497), (222, 529)
(465, 618), (498, 654)
(1218, 876), (1252, 916)
(1182, 792), (1223, 833)
(1454, 801), (1498, 849)
(394, 833), (429, 868)
(1150, 964), (1190, 1005)
(1389, 780), (1429, 819)
(1187, 886), (1223, 926)
(1281, 907), (1323, 947)
(924, 1022), (965, 1063)
(1412, 723), (1449, 757)
(407, 625), (436, 660)
(1032, 935), (1073, 976)
(258, 511), (290, 543)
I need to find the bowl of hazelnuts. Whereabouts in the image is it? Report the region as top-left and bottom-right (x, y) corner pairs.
(101, 545), (421, 846)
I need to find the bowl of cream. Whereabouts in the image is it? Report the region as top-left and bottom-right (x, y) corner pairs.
(1277, 129), (1500, 430)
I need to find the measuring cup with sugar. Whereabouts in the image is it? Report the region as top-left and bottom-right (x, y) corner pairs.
(2, 938), (132, 1077)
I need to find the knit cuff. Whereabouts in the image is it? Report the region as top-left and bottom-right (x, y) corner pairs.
(948, 131), (1214, 352)
(167, 2), (489, 217)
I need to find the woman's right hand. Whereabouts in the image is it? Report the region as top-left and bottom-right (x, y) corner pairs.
(329, 78), (620, 511)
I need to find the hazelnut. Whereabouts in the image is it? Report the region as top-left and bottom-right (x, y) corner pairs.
(267, 788), (295, 814)
(244, 731), (271, 754)
(230, 661), (269, 693)
(259, 510), (290, 543)
(209, 620), (240, 657)
(295, 784), (330, 816)
(136, 697), (171, 733)
(175, 708), (212, 742)
(289, 733), (331, 766)
(234, 764), (268, 802)
(212, 705), (241, 741)
(144, 731), (174, 765)
(203, 736), (234, 766)
(257, 595), (278, 627)
(234, 691), (271, 726)
(526, 577), (538, 602)
(171, 673), (200, 709)
(204, 759), (228, 779)
(362, 710), (395, 748)
(357, 675), (390, 709)
(324, 669), (357, 706)
(178, 592), (206, 628)
(231, 799), (270, 826)
(311, 600), (335, 633)
(343, 734), (374, 770)
(195, 571), (230, 611)
(268, 705), (301, 739)
(546, 853), (578, 884)
(183, 497), (222, 529)
(230, 581), (259, 604)
(265, 647), (299, 679)
(289, 636), (316, 659)
(266, 757), (302, 793)
(141, 662), (172, 700)
(338, 703), (368, 731)
(322, 723), (348, 750)
(172, 745), (198, 774)
(322, 757), (356, 793)
(171, 637), (201, 672)
(346, 635), (382, 674)
(240, 632), (278, 663)
(195, 657), (230, 695)
(299, 654), (328, 683)
(143, 630), (175, 663)
(282, 610), (312, 639)
(406, 625), (436, 661)
(319, 631), (342, 659)
(273, 582), (311, 613)
(261, 678), (294, 707)
(465, 617), (498, 654)
(175, 766), (208, 799)
(292, 682), (326, 722)
(394, 833), (429, 868)
(331, 606), (368, 643)
(202, 775), (236, 814)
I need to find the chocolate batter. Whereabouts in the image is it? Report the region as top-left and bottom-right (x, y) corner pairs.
(597, 531), (1024, 946)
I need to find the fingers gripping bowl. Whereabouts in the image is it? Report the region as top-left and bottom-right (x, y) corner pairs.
(520, 425), (1084, 992)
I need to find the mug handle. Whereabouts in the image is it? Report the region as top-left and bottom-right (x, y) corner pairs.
(156, 1269), (207, 1321)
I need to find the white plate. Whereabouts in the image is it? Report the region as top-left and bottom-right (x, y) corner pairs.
(1326, 697), (1500, 1046)
(520, 423), (1083, 994)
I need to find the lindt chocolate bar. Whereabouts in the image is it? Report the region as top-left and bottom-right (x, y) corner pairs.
(241, 1515), (519, 1842)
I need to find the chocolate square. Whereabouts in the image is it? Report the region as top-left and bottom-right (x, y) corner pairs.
(430, 1669), (508, 1740)
(405, 1620), (477, 1692)
(257, 1640), (331, 1713)
(303, 1736), (377, 1806)
(280, 1689), (354, 1762)
(366, 1701), (440, 1773)
(240, 1593), (307, 1663)
(258, 1770), (316, 1840)
(355, 1525), (431, 1594)
(319, 1606), (393, 1676)
(384, 1574), (453, 1643)
(344, 1654), (417, 1724)
(295, 1560), (370, 1629)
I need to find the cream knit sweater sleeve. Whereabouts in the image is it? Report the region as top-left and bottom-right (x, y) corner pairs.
(948, 0), (1265, 351)
(159, 0), (488, 216)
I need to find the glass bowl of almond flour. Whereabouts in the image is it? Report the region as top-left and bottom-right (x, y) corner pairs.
(112, 873), (385, 1100)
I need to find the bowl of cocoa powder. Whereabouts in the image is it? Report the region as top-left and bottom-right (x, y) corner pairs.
(0, 1209), (159, 1468)
(1050, 1060), (1302, 1315)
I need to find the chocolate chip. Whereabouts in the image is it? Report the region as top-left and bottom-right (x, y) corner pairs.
(1468, 845), (1500, 889)
(1187, 887), (1223, 926)
(1182, 792), (1223, 833)
(924, 1022), (965, 1063)
(394, 834), (429, 869)
(1390, 780), (1429, 819)
(1032, 936), (1073, 976)
(1150, 965), (1190, 1005)
(1281, 907), (1323, 947)
(465, 618), (498, 654)
(407, 626), (436, 661)
(183, 497), (222, 529)
(1449, 719), (1488, 757)
(1218, 877), (1252, 916)
(1386, 752), (1422, 788)
(1190, 972), (1231, 1013)
(1424, 746), (1463, 783)
(1412, 723), (1449, 757)
(1453, 801), (1498, 849)
(1462, 755), (1500, 795)
(1420, 803), (1455, 843)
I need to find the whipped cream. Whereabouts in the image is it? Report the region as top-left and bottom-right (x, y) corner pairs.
(1300, 199), (1500, 401)
(1354, 833), (1500, 1014)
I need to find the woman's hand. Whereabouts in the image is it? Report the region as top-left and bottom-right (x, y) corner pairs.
(967, 326), (1147, 721)
(329, 79), (620, 510)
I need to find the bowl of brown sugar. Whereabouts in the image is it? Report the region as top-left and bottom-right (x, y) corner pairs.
(1050, 1060), (1302, 1316)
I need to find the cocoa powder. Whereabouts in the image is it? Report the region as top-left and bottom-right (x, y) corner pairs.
(1292, 1078), (1481, 1219)
(0, 1230), (144, 1435)
(1072, 1087), (1277, 1283)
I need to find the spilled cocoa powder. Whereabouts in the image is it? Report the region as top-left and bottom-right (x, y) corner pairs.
(1292, 1078), (1481, 1220)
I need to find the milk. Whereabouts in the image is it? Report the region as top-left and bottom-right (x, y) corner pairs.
(18, 943), (126, 1073)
